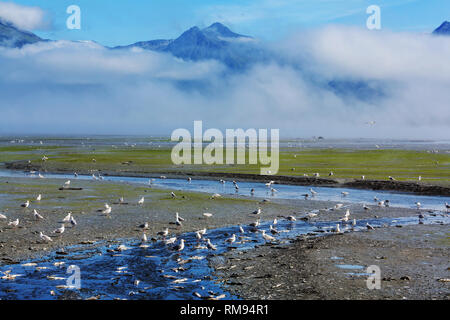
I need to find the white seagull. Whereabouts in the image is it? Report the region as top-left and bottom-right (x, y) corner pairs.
(206, 239), (217, 250)
(174, 239), (185, 251)
(261, 230), (276, 242)
(138, 197), (145, 205)
(62, 212), (72, 223)
(252, 208), (262, 215)
(33, 209), (44, 220)
(53, 224), (65, 234)
(40, 232), (52, 242)
(36, 194), (42, 201)
(225, 234), (236, 244)
(8, 219), (19, 227)
(176, 212), (185, 222)
(21, 200), (30, 208)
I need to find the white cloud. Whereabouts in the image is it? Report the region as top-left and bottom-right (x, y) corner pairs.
(0, 1), (48, 30)
(0, 26), (449, 139)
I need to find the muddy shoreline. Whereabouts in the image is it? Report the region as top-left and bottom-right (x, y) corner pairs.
(5, 160), (450, 196)
(213, 224), (449, 300)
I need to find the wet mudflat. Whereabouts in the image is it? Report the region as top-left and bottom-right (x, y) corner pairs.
(214, 223), (449, 300)
(0, 173), (448, 300)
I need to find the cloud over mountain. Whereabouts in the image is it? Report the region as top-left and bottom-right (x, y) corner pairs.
(0, 23), (449, 139)
(0, 1), (48, 30)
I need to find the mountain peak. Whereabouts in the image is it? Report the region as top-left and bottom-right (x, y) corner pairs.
(202, 22), (249, 39)
(0, 18), (43, 48)
(433, 21), (450, 35)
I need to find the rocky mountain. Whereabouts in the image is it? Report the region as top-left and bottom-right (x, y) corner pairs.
(114, 22), (265, 69)
(0, 19), (43, 48)
(433, 21), (450, 35)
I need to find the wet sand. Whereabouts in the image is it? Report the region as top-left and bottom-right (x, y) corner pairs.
(213, 224), (449, 300)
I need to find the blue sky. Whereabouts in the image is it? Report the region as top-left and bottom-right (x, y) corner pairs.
(8, 0), (450, 46)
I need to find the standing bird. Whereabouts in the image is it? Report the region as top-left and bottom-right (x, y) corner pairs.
(63, 180), (71, 188)
(0, 213), (7, 220)
(445, 202), (450, 212)
(176, 212), (185, 222)
(36, 194), (42, 201)
(157, 228), (169, 238)
(206, 239), (217, 250)
(239, 225), (245, 233)
(141, 233), (147, 243)
(203, 213), (213, 218)
(250, 188), (255, 196)
(334, 224), (341, 233)
(341, 191), (349, 197)
(173, 239), (185, 252)
(366, 223), (374, 230)
(102, 206), (112, 215)
(225, 234), (236, 244)
(269, 225), (279, 235)
(70, 216), (77, 227)
(261, 230), (276, 242)
(32, 209), (44, 220)
(415, 202), (421, 209)
(171, 192), (176, 198)
(53, 224), (65, 234)
(310, 188), (318, 196)
(39, 232), (52, 242)
(286, 216), (296, 222)
(21, 200), (30, 208)
(8, 219), (19, 227)
(62, 212), (72, 223)
(249, 220), (260, 228)
(138, 197), (145, 205)
(252, 208), (262, 215)
(334, 203), (344, 210)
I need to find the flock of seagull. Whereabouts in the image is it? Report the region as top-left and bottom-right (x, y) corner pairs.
(0, 173), (449, 257)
